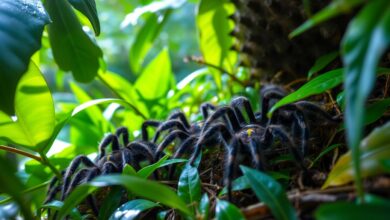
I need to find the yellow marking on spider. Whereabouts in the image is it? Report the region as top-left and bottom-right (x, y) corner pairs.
(247, 128), (254, 137)
(107, 155), (112, 162)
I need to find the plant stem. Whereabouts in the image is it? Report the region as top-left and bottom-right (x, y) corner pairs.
(0, 145), (42, 162)
(97, 74), (147, 120)
(39, 152), (62, 180)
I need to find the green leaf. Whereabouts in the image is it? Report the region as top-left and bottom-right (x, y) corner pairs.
(137, 155), (187, 178)
(58, 175), (192, 219)
(45, 0), (102, 83)
(99, 187), (123, 220)
(315, 202), (390, 220)
(307, 51), (339, 79)
(0, 157), (33, 219)
(310, 144), (342, 168)
(109, 199), (160, 220)
(365, 98), (390, 126)
(123, 164), (137, 176)
(41, 200), (82, 220)
(323, 121), (390, 188)
(134, 48), (174, 100)
(0, 62), (55, 150)
(0, 0), (50, 115)
(342, 0), (390, 198)
(129, 12), (171, 73)
(68, 0), (100, 35)
(268, 68), (343, 117)
(240, 166), (297, 220)
(215, 199), (245, 220)
(198, 193), (210, 220)
(290, 0), (365, 38)
(196, 0), (237, 89)
(219, 176), (249, 196)
(178, 164), (201, 214)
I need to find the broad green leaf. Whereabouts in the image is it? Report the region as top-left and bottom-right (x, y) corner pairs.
(196, 0), (237, 89)
(290, 0), (365, 38)
(178, 164), (201, 214)
(268, 68), (343, 116)
(218, 176), (249, 196)
(198, 193), (210, 220)
(342, 0), (390, 197)
(240, 166), (297, 220)
(68, 0), (100, 35)
(42, 98), (138, 153)
(323, 121), (390, 188)
(315, 202), (390, 220)
(0, 0), (50, 115)
(109, 199), (160, 220)
(307, 51), (339, 79)
(45, 0), (102, 82)
(41, 200), (82, 220)
(134, 48), (174, 100)
(215, 199), (245, 220)
(129, 12), (171, 73)
(58, 175), (192, 219)
(0, 157), (33, 219)
(98, 70), (149, 118)
(0, 62), (55, 150)
(137, 155), (187, 178)
(123, 164), (137, 176)
(99, 187), (123, 220)
(365, 98), (390, 126)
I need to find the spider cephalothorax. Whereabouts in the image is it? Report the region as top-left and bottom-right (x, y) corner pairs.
(44, 127), (156, 215)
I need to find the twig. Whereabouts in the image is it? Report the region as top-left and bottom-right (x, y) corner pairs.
(0, 145), (42, 162)
(184, 56), (249, 87)
(39, 152), (62, 180)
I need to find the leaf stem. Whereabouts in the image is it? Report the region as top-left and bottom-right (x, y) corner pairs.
(97, 74), (147, 120)
(39, 152), (62, 180)
(184, 56), (249, 87)
(0, 145), (42, 162)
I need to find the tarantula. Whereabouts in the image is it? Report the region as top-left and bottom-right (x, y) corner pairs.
(175, 85), (341, 200)
(44, 127), (156, 215)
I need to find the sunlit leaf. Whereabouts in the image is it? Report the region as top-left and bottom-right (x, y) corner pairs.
(342, 0), (390, 196)
(109, 199), (160, 220)
(315, 202), (390, 220)
(0, 0), (50, 115)
(134, 48), (175, 100)
(58, 175), (192, 219)
(137, 155), (187, 178)
(307, 51), (339, 79)
(290, 0), (365, 38)
(196, 0), (237, 89)
(123, 164), (137, 176)
(129, 12), (171, 73)
(198, 193), (210, 220)
(215, 199), (245, 220)
(240, 166), (297, 220)
(45, 0), (102, 82)
(178, 164), (201, 214)
(0, 62), (55, 150)
(68, 0), (100, 35)
(323, 121), (390, 188)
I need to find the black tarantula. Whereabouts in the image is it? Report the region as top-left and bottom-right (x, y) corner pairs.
(155, 85), (341, 200)
(45, 127), (156, 215)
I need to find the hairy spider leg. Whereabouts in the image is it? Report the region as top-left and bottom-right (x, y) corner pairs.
(121, 148), (136, 169)
(231, 96), (257, 124)
(264, 125), (306, 170)
(293, 101), (342, 123)
(126, 141), (156, 168)
(141, 120), (161, 141)
(259, 85), (286, 124)
(202, 106), (241, 133)
(115, 126), (130, 146)
(98, 134), (120, 160)
(152, 119), (190, 143)
(190, 122), (232, 165)
(223, 136), (239, 202)
(168, 136), (198, 178)
(61, 155), (97, 200)
(167, 111), (191, 129)
(64, 168), (90, 197)
(154, 130), (189, 160)
(247, 138), (265, 170)
(44, 170), (65, 203)
(200, 102), (216, 119)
